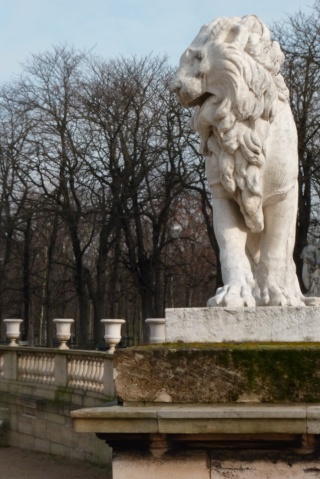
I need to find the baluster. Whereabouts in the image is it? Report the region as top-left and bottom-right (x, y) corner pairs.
(74, 358), (82, 389)
(78, 358), (85, 389)
(42, 355), (48, 383)
(83, 358), (92, 390)
(49, 354), (55, 384)
(30, 355), (35, 382)
(97, 359), (104, 393)
(67, 356), (75, 387)
(37, 354), (43, 382)
(86, 358), (94, 391)
(46, 355), (50, 384)
(94, 359), (102, 392)
(41, 354), (47, 383)
(88, 358), (94, 390)
(89, 358), (96, 392)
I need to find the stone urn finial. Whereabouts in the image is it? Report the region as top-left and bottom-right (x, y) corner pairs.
(145, 318), (166, 344)
(100, 319), (125, 354)
(53, 319), (74, 350)
(3, 319), (23, 347)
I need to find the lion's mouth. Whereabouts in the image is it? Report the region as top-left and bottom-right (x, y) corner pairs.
(185, 91), (212, 107)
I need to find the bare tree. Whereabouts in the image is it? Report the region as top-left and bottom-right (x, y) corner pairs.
(3, 46), (96, 345)
(0, 47), (221, 345)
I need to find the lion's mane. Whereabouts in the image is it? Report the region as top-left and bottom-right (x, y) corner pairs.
(193, 15), (288, 232)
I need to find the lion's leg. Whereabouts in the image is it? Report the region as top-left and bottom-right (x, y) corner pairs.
(208, 197), (256, 307)
(246, 231), (261, 267)
(246, 231), (261, 301)
(284, 188), (304, 304)
(257, 185), (303, 306)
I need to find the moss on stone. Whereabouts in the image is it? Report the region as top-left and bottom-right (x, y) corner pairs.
(115, 343), (320, 403)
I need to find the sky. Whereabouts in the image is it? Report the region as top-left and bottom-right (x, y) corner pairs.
(0, 0), (314, 83)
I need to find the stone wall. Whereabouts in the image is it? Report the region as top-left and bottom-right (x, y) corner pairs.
(0, 347), (114, 466)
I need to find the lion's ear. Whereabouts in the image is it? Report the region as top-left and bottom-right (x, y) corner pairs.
(211, 17), (233, 42)
(225, 25), (248, 50)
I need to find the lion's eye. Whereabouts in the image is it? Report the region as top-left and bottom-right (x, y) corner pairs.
(194, 51), (203, 62)
(186, 49), (203, 62)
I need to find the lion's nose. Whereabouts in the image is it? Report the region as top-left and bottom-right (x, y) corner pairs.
(170, 79), (182, 94)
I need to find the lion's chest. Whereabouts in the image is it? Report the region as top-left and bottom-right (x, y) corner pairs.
(205, 102), (299, 205)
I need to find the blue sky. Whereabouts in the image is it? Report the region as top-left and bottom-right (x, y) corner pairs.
(0, 0), (313, 83)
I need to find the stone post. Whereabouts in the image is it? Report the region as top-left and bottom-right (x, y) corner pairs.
(54, 353), (68, 387)
(103, 357), (115, 398)
(3, 350), (18, 380)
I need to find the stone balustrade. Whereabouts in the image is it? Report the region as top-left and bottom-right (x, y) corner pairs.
(67, 355), (105, 393)
(18, 351), (55, 384)
(0, 345), (115, 464)
(0, 346), (114, 397)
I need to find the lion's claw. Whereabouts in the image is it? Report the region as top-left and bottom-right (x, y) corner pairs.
(207, 283), (256, 307)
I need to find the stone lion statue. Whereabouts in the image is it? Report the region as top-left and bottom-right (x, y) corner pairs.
(172, 15), (306, 307)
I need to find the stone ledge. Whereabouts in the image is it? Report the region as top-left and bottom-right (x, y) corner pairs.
(165, 306), (320, 342)
(71, 404), (320, 435)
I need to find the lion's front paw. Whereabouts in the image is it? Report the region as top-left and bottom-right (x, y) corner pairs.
(259, 283), (303, 307)
(207, 283), (256, 308)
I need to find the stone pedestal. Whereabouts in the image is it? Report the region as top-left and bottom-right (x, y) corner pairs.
(71, 307), (320, 478)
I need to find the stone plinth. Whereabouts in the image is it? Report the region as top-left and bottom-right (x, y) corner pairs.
(71, 307), (320, 478)
(165, 307), (320, 343)
(113, 343), (320, 404)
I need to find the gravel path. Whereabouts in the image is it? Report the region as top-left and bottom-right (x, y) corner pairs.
(0, 446), (111, 479)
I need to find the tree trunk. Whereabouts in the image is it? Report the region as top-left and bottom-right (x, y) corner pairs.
(43, 215), (59, 347)
(22, 215), (32, 342)
(68, 223), (90, 347)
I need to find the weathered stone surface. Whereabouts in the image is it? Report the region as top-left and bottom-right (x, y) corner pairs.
(210, 452), (320, 479)
(165, 306), (320, 343)
(113, 344), (320, 403)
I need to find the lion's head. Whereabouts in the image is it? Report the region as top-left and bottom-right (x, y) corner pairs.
(172, 15), (289, 233)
